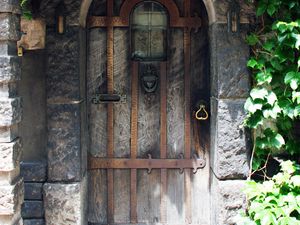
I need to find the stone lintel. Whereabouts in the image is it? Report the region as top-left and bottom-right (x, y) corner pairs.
(0, 139), (21, 171)
(0, 56), (21, 83)
(0, 177), (23, 216)
(20, 162), (47, 183)
(210, 23), (250, 99)
(43, 175), (87, 225)
(211, 175), (246, 225)
(0, 125), (18, 143)
(0, 13), (20, 42)
(0, 0), (21, 14)
(0, 97), (21, 127)
(210, 98), (250, 180)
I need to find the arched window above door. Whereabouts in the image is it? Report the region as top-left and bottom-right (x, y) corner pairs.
(131, 1), (168, 61)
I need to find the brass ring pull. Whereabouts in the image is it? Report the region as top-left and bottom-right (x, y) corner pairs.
(195, 104), (209, 121)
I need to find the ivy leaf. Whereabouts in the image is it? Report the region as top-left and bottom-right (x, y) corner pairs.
(247, 58), (258, 68)
(267, 4), (276, 16)
(290, 79), (298, 90)
(292, 91), (300, 104)
(256, 71), (272, 84)
(245, 98), (263, 113)
(284, 71), (296, 84)
(257, 2), (268, 16)
(291, 175), (300, 186)
(250, 88), (269, 100)
(266, 91), (277, 105)
(271, 133), (285, 149)
(245, 112), (264, 128)
(247, 34), (259, 46)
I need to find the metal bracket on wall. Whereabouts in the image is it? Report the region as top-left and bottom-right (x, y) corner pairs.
(91, 94), (127, 104)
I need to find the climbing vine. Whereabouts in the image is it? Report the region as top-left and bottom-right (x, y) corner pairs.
(20, 0), (32, 19)
(244, 0), (300, 174)
(240, 1), (300, 224)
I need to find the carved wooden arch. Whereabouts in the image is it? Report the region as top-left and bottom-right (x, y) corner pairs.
(119, 0), (180, 23)
(87, 0), (202, 29)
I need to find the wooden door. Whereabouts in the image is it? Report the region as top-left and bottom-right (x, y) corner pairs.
(87, 1), (210, 224)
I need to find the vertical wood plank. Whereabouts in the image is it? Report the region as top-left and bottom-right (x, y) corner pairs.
(113, 28), (131, 223)
(107, 1), (114, 223)
(160, 62), (167, 224)
(130, 61), (138, 223)
(184, 0), (192, 224)
(167, 28), (185, 224)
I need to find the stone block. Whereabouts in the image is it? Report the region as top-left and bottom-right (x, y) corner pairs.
(213, 0), (255, 24)
(24, 183), (43, 200)
(0, 13), (20, 41)
(46, 27), (80, 100)
(0, 125), (18, 143)
(0, 0), (21, 14)
(24, 219), (45, 225)
(0, 41), (17, 56)
(0, 97), (21, 127)
(21, 201), (44, 219)
(18, 18), (46, 50)
(0, 82), (17, 98)
(39, 0), (80, 26)
(0, 212), (23, 225)
(211, 176), (246, 225)
(0, 177), (23, 215)
(0, 138), (21, 171)
(0, 166), (20, 185)
(47, 104), (81, 182)
(210, 98), (250, 179)
(43, 177), (87, 225)
(20, 162), (47, 182)
(0, 56), (21, 83)
(210, 23), (250, 98)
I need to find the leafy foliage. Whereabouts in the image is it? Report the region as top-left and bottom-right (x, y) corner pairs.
(237, 161), (300, 225)
(20, 0), (32, 19)
(244, 0), (300, 171)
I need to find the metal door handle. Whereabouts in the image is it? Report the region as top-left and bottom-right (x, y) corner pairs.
(195, 104), (209, 121)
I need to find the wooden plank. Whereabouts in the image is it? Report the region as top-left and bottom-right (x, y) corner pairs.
(130, 61), (138, 223)
(184, 0), (192, 223)
(160, 62), (167, 224)
(107, 1), (114, 223)
(113, 28), (131, 224)
(138, 63), (160, 158)
(88, 28), (108, 157)
(88, 170), (107, 224)
(167, 28), (185, 223)
(137, 169), (160, 223)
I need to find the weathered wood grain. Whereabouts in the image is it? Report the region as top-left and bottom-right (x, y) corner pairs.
(113, 28), (131, 157)
(137, 63), (160, 159)
(88, 28), (108, 157)
(88, 170), (107, 224)
(137, 169), (161, 223)
(114, 169), (130, 223)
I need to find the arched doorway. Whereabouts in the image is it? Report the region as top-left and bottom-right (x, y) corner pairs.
(86, 1), (210, 224)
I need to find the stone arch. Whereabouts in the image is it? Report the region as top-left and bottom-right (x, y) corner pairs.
(79, 0), (217, 27)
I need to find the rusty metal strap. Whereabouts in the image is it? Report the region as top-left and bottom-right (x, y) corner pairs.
(89, 157), (206, 173)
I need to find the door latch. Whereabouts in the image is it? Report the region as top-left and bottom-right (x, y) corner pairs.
(91, 94), (127, 104)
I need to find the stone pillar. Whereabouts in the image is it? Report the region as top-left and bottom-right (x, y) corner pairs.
(40, 1), (88, 224)
(209, 1), (254, 224)
(0, 1), (23, 225)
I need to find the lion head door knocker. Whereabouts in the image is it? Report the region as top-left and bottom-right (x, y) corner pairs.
(141, 64), (159, 93)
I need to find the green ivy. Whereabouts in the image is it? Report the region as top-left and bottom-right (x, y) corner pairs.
(237, 161), (300, 225)
(20, 0), (32, 19)
(244, 0), (300, 171)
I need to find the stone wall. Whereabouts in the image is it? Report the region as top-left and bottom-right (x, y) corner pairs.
(39, 0), (88, 224)
(0, 0), (24, 224)
(209, 1), (253, 224)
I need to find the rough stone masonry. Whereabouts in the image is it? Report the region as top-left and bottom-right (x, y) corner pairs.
(0, 0), (24, 224)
